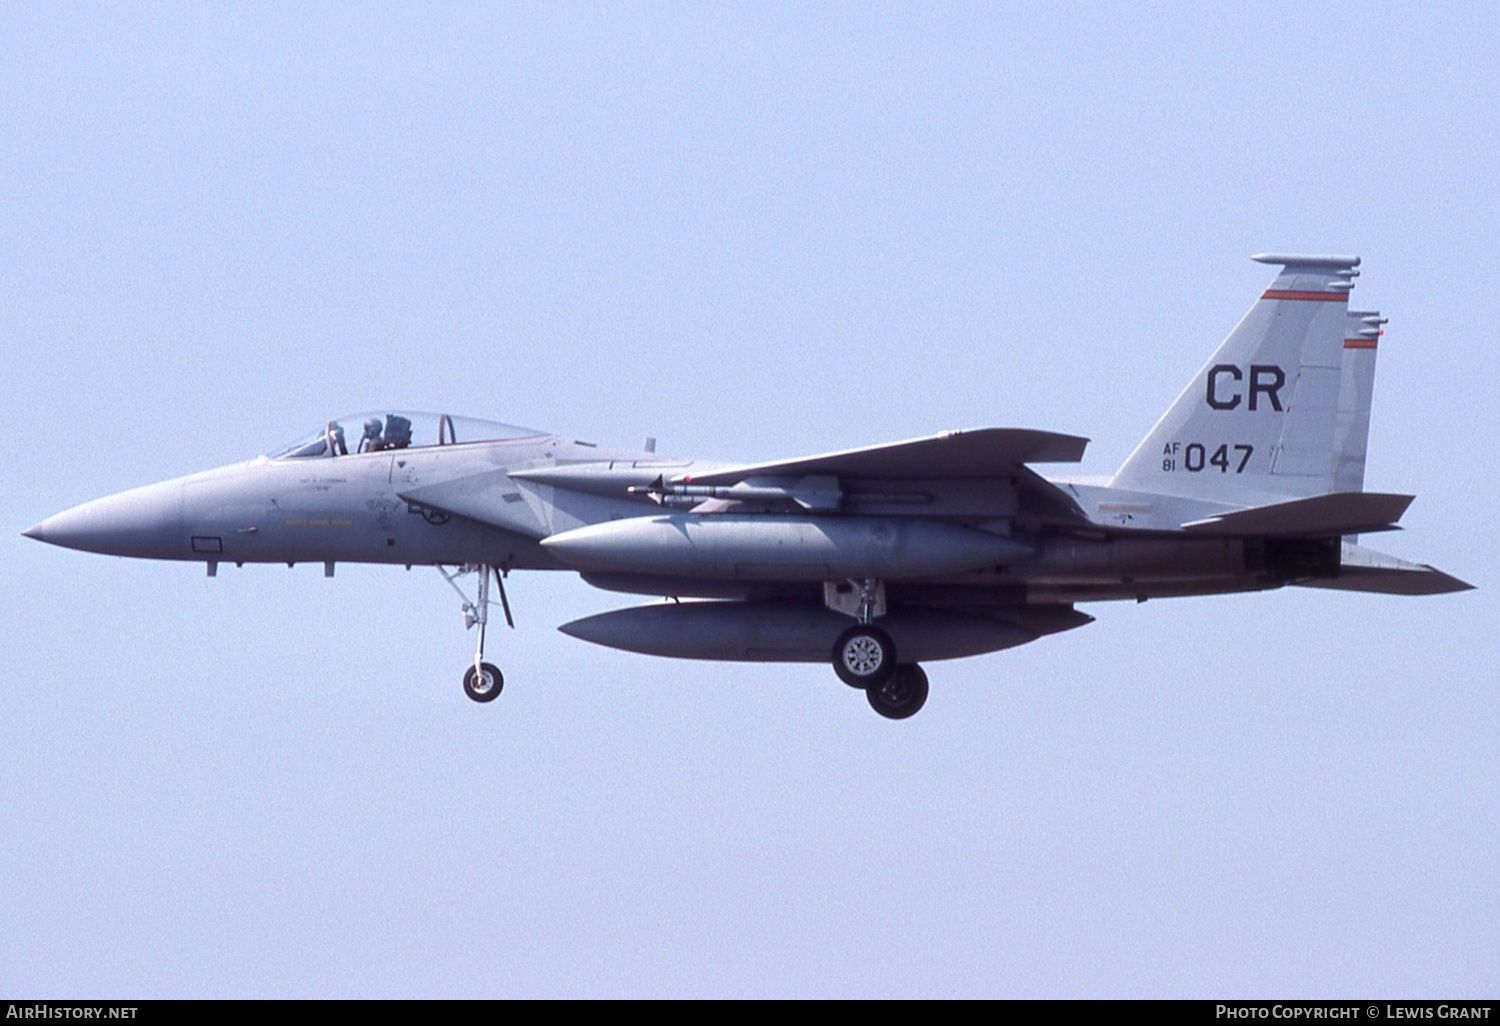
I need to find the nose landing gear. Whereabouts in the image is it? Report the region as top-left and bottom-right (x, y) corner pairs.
(439, 563), (513, 704)
(463, 662), (504, 703)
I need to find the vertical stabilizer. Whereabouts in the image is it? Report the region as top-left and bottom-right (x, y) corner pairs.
(1334, 309), (1383, 493)
(1112, 254), (1360, 504)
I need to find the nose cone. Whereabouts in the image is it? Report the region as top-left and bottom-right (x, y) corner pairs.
(24, 479), (187, 558)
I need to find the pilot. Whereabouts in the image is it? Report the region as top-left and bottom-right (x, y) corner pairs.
(359, 418), (385, 453)
(329, 422), (348, 457)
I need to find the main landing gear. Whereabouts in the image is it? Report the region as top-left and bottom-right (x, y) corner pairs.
(866, 664), (928, 719)
(833, 623), (896, 688)
(825, 578), (929, 720)
(439, 563), (512, 704)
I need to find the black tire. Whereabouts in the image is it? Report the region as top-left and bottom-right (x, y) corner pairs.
(463, 662), (504, 703)
(832, 624), (897, 689)
(866, 664), (929, 720)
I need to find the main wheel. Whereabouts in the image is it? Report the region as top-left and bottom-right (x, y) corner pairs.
(463, 662), (504, 703)
(832, 624), (896, 689)
(866, 664), (929, 720)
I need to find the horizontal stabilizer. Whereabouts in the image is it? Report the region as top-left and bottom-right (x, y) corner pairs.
(1180, 491), (1413, 537)
(1297, 543), (1474, 595)
(675, 428), (1088, 486)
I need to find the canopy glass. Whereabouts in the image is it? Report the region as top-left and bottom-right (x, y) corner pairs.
(270, 412), (543, 459)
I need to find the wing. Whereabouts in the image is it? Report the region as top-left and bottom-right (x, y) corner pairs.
(672, 428), (1089, 485)
(670, 428), (1092, 525)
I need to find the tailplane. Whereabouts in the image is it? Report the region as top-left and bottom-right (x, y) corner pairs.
(1113, 254), (1361, 503)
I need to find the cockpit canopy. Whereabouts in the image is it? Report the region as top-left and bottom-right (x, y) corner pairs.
(270, 412), (544, 459)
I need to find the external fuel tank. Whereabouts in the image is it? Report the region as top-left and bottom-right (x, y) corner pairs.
(540, 514), (1029, 581)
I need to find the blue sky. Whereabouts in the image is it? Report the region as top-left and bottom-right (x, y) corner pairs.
(3, 2), (1495, 997)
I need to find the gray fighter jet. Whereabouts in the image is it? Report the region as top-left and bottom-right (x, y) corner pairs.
(24, 255), (1471, 719)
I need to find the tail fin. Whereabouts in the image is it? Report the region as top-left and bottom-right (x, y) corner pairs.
(1112, 253), (1360, 503)
(1333, 308), (1384, 493)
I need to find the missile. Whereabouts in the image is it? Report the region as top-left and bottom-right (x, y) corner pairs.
(540, 514), (1030, 581)
(627, 474), (842, 510)
(558, 600), (1054, 663)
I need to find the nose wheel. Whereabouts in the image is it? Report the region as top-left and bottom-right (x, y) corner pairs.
(463, 662), (504, 703)
(439, 563), (514, 704)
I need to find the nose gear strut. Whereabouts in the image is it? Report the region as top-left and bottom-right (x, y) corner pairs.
(438, 563), (514, 703)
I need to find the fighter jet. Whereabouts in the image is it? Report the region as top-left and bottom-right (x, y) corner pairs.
(24, 255), (1471, 719)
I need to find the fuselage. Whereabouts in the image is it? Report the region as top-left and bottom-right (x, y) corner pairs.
(24, 416), (1311, 606)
